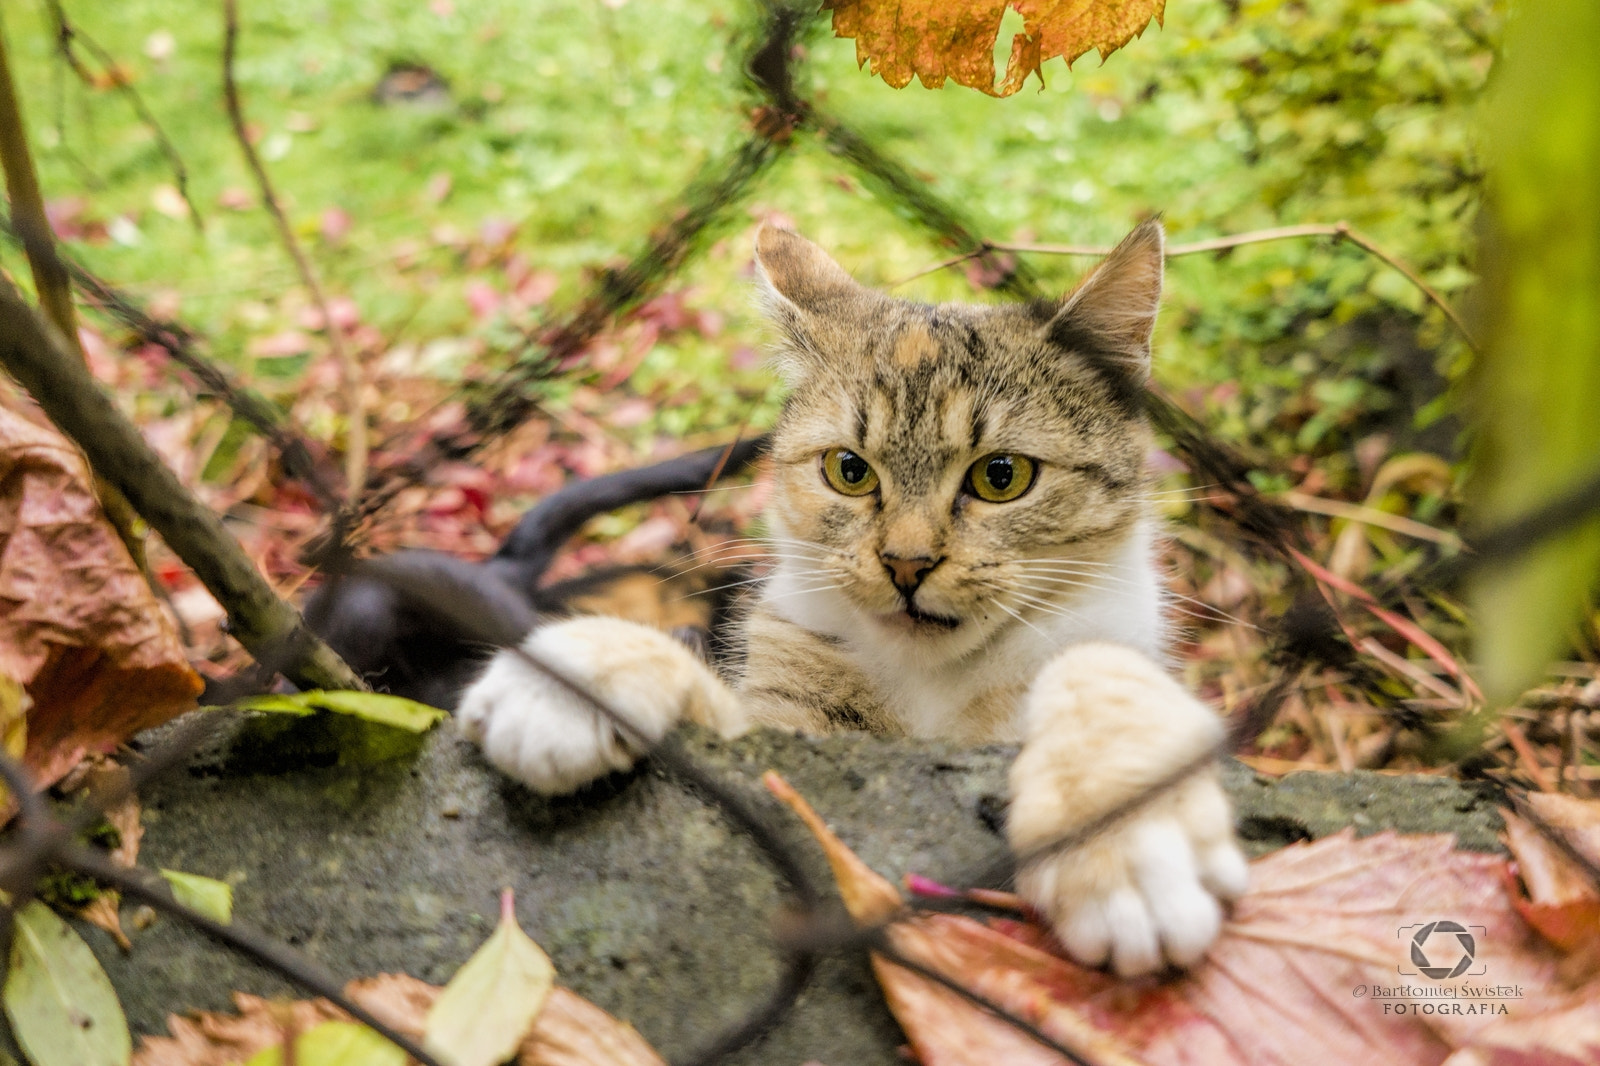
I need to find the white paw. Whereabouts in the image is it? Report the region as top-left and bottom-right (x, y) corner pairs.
(1006, 642), (1248, 976)
(1015, 775), (1248, 977)
(457, 616), (740, 795)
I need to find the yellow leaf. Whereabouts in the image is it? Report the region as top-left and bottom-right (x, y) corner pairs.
(826, 0), (1165, 97)
(240, 1021), (404, 1066)
(424, 890), (555, 1066)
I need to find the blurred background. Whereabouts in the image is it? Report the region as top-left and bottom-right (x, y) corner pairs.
(15, 0), (1598, 784)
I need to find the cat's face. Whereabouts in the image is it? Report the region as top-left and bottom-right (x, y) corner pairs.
(755, 222), (1163, 654)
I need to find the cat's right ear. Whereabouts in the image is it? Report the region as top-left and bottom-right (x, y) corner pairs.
(754, 225), (867, 382)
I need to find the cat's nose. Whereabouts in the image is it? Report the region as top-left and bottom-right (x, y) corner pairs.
(881, 554), (940, 594)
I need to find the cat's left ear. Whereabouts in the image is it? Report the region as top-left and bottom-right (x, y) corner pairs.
(1044, 218), (1164, 381)
(753, 225), (874, 382)
(754, 224), (863, 314)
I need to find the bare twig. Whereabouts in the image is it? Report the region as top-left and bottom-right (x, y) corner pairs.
(221, 0), (365, 500)
(0, 275), (364, 691)
(896, 221), (1481, 354)
(63, 846), (449, 1066)
(0, 741), (447, 1066)
(44, 0), (203, 229)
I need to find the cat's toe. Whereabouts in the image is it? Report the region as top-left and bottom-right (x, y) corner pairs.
(1130, 819), (1223, 969)
(1198, 838), (1250, 900)
(1021, 813), (1231, 977)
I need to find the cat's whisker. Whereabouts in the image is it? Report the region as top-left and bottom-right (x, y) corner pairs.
(990, 598), (1048, 638)
(760, 582), (845, 605)
(1015, 570), (1255, 628)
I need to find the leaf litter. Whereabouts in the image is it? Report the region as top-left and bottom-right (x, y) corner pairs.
(130, 892), (664, 1066)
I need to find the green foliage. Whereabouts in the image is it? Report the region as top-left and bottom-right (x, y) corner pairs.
(1468, 0), (1600, 704)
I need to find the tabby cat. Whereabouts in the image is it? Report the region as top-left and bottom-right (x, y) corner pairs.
(459, 220), (1248, 976)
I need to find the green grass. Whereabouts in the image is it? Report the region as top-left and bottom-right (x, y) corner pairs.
(4, 0), (1498, 474)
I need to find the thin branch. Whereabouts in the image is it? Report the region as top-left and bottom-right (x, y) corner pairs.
(0, 28), (77, 346)
(0, 12), (153, 571)
(870, 939), (1106, 1066)
(50, 238), (341, 508)
(221, 0), (365, 500)
(44, 0), (203, 229)
(899, 221), (1481, 354)
(61, 845), (450, 1066)
(0, 274), (364, 691)
(0, 739), (446, 1066)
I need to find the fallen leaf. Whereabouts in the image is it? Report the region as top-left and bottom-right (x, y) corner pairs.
(158, 870), (233, 925)
(132, 993), (343, 1066)
(767, 772), (1600, 1066)
(1503, 793), (1600, 974)
(425, 889), (556, 1066)
(77, 765), (143, 951)
(0, 399), (202, 795)
(241, 1021), (404, 1066)
(826, 0), (1164, 97)
(4, 901), (132, 1066)
(236, 690), (446, 731)
(0, 673), (29, 807)
(133, 974), (665, 1066)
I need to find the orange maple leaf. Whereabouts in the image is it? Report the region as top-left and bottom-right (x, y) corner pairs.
(826, 0), (1166, 97)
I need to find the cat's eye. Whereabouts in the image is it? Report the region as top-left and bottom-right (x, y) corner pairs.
(965, 453), (1036, 503)
(820, 447), (879, 496)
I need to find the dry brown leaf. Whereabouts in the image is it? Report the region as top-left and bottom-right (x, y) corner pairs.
(0, 400), (201, 792)
(768, 772), (1600, 1066)
(132, 973), (665, 1066)
(826, 0), (1165, 97)
(1504, 793), (1600, 977)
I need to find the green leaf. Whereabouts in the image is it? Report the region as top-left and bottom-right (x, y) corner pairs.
(1469, 0), (1600, 705)
(241, 1021), (406, 1066)
(159, 870), (233, 924)
(238, 691), (446, 732)
(424, 890), (555, 1066)
(3, 901), (131, 1066)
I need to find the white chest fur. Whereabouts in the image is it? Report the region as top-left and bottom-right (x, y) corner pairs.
(760, 520), (1168, 740)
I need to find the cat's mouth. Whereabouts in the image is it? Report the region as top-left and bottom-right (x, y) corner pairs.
(879, 600), (962, 631)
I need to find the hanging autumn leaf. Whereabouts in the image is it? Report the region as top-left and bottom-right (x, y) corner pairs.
(825, 0), (1165, 97)
(767, 772), (1600, 1066)
(0, 398), (201, 793)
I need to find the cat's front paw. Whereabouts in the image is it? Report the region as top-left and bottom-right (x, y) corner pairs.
(457, 616), (741, 795)
(1007, 642), (1248, 976)
(1014, 774), (1248, 977)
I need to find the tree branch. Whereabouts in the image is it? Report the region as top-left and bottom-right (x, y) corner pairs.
(221, 0), (365, 500)
(0, 275), (364, 691)
(0, 15), (153, 567)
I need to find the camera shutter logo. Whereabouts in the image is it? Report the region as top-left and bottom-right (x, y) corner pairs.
(1409, 920), (1477, 979)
